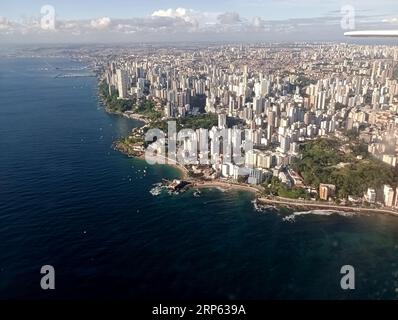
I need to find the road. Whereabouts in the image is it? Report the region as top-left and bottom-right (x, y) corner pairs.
(258, 197), (398, 216)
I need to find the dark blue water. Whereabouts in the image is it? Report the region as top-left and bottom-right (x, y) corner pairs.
(0, 58), (398, 300)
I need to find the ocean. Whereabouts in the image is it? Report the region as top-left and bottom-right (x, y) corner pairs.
(0, 57), (397, 299)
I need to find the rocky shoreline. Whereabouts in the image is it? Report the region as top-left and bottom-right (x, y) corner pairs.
(98, 80), (398, 218)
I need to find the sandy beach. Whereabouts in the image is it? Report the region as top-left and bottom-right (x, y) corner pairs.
(191, 180), (260, 193)
(138, 154), (190, 180)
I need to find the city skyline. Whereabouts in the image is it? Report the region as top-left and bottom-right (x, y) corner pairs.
(103, 42), (398, 208)
(1, 0), (398, 43)
(1, 1), (398, 303)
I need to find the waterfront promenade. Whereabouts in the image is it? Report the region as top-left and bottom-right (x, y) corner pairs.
(258, 196), (398, 216)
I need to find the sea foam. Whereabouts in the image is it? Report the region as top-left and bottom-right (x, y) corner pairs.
(282, 210), (356, 222)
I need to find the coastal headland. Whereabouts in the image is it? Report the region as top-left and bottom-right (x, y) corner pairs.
(112, 137), (398, 217)
(98, 76), (398, 218)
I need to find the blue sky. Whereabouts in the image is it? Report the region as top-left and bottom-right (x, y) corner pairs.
(0, 0), (397, 43)
(1, 0), (396, 20)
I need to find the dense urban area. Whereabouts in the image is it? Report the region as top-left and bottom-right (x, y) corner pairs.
(94, 43), (398, 211)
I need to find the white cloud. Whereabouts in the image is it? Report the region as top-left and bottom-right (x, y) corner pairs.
(217, 12), (241, 25)
(152, 8), (188, 18)
(151, 7), (199, 28)
(1, 6), (395, 43)
(382, 17), (398, 24)
(61, 22), (79, 30)
(252, 17), (266, 28)
(0, 16), (13, 31)
(90, 17), (111, 29)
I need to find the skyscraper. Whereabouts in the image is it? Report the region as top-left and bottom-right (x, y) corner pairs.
(218, 113), (227, 129)
(116, 69), (129, 99)
(383, 185), (395, 207)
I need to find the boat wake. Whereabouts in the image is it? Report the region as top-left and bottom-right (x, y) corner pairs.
(282, 210), (356, 223)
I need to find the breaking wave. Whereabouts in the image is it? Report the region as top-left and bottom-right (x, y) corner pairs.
(252, 199), (278, 213)
(149, 183), (166, 196)
(282, 210), (357, 222)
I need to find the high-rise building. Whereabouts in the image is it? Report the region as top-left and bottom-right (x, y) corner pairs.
(395, 188), (398, 207)
(366, 188), (376, 203)
(248, 168), (266, 185)
(253, 97), (263, 115)
(279, 135), (290, 153)
(116, 69), (129, 99)
(316, 91), (326, 110)
(319, 184), (336, 201)
(218, 113), (227, 129)
(261, 79), (270, 96)
(383, 185), (394, 207)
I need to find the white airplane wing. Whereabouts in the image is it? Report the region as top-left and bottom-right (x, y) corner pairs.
(345, 30), (398, 37)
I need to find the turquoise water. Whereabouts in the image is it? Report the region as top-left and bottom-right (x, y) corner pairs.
(0, 57), (397, 299)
